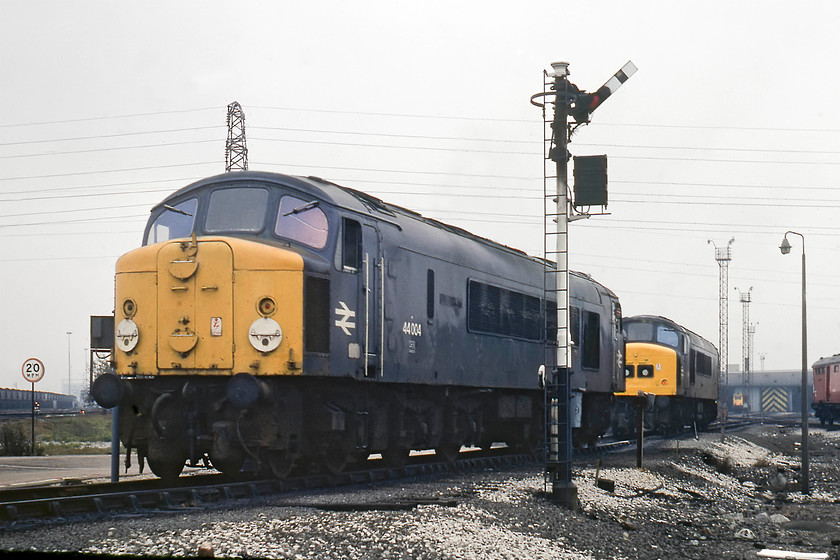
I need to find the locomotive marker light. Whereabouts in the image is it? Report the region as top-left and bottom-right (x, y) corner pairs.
(779, 230), (809, 494)
(21, 357), (45, 455)
(532, 60), (636, 508)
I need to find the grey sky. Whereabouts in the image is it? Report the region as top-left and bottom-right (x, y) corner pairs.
(2, 1), (838, 395)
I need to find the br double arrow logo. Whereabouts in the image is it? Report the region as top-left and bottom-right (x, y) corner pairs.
(334, 301), (356, 336)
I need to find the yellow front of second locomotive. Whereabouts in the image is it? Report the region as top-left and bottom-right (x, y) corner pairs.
(617, 342), (678, 398)
(114, 236), (304, 377)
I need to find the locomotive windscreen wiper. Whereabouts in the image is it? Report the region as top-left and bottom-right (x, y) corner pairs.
(163, 204), (193, 217)
(283, 200), (319, 216)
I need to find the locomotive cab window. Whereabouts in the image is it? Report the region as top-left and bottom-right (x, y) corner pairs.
(624, 322), (653, 343)
(275, 195), (328, 249)
(147, 198), (197, 244)
(656, 327), (680, 349)
(340, 218), (362, 272)
(205, 187), (268, 233)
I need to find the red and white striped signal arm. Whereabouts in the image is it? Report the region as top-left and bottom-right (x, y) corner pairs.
(588, 61), (638, 113)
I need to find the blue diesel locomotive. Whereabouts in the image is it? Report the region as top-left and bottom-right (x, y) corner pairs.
(92, 171), (623, 478)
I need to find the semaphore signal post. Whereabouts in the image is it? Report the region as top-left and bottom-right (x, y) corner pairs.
(531, 60), (636, 508)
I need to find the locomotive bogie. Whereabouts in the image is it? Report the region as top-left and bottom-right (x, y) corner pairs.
(103, 371), (540, 479)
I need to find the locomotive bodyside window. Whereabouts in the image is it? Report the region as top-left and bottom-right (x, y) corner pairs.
(427, 269), (435, 319)
(275, 195), (328, 249)
(569, 306), (581, 346)
(205, 187), (268, 233)
(304, 276), (330, 353)
(467, 280), (541, 341)
(582, 311), (600, 369)
(147, 198), (198, 244)
(545, 299), (557, 343)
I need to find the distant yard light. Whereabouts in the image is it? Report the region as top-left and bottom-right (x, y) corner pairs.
(779, 237), (792, 255)
(779, 230), (809, 495)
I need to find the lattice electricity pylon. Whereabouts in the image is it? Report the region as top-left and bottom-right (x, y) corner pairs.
(709, 238), (734, 411)
(736, 286), (754, 407)
(225, 101), (248, 172)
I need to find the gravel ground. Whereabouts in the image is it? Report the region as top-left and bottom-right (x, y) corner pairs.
(1, 423), (840, 559)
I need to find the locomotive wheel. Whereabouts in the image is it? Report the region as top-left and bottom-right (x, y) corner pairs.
(266, 450), (294, 479)
(147, 455), (185, 480)
(209, 453), (244, 475)
(382, 446), (410, 468)
(435, 443), (461, 463)
(320, 451), (349, 475)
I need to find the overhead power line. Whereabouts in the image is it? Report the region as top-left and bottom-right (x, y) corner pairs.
(0, 107), (219, 129)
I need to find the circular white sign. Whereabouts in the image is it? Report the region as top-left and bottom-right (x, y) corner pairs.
(248, 317), (283, 353)
(22, 358), (45, 383)
(116, 318), (140, 352)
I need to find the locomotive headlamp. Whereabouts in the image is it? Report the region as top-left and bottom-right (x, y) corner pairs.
(257, 297), (277, 317)
(122, 298), (137, 318)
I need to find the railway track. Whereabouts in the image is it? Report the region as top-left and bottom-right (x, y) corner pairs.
(0, 448), (534, 526)
(0, 414), (811, 525)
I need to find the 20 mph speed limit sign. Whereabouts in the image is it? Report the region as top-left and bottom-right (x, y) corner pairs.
(21, 358), (45, 383)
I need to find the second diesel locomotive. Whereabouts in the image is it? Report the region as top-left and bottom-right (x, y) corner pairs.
(612, 315), (718, 435)
(92, 170), (624, 478)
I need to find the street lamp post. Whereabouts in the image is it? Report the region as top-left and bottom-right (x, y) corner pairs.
(779, 231), (809, 494)
(66, 331), (72, 397)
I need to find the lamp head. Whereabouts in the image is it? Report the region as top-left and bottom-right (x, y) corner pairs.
(549, 62), (570, 78)
(780, 237), (792, 255)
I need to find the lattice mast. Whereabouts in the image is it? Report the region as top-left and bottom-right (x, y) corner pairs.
(709, 238), (734, 413)
(225, 101), (248, 172)
(736, 287), (754, 410)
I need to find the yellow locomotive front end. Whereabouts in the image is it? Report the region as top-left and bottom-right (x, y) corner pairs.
(114, 234), (304, 377)
(611, 341), (680, 436)
(619, 342), (678, 399)
(97, 234), (308, 479)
